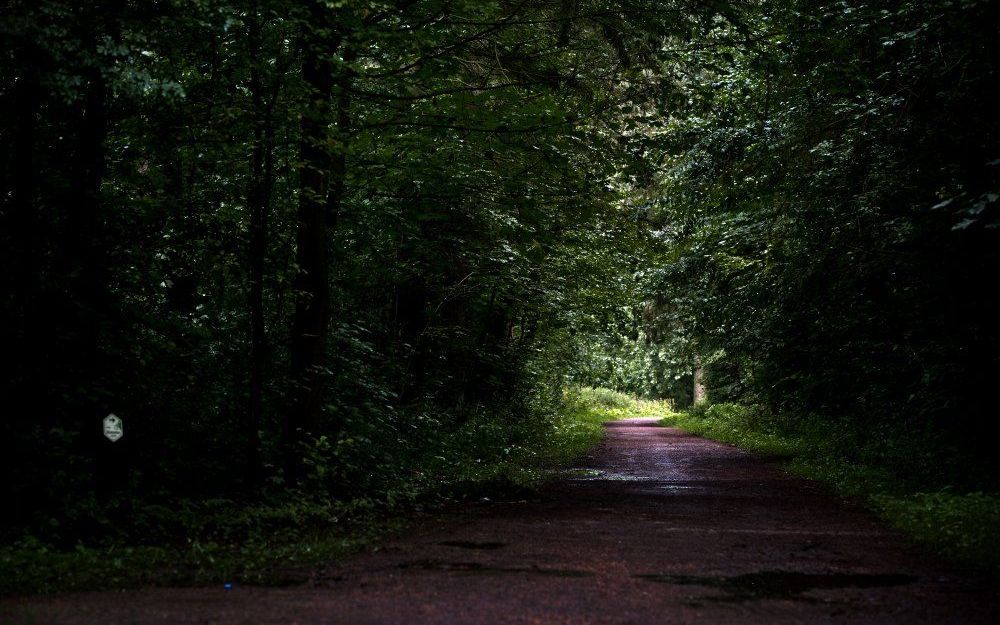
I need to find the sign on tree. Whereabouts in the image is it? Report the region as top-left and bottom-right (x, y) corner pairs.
(103, 414), (123, 442)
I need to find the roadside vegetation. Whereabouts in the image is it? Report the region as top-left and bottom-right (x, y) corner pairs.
(0, 388), (629, 596)
(662, 403), (1000, 575)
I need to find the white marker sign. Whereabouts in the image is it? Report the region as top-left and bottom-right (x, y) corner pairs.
(103, 414), (123, 442)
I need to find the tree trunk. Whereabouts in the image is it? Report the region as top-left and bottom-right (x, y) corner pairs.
(8, 39), (40, 401)
(73, 66), (118, 499)
(12, 45), (38, 319)
(693, 354), (706, 404)
(285, 9), (351, 482)
(2, 38), (42, 521)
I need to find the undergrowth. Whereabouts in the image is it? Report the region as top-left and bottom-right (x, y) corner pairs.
(662, 402), (1000, 575)
(0, 388), (634, 596)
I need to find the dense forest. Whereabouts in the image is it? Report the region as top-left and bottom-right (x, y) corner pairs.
(1, 0), (998, 573)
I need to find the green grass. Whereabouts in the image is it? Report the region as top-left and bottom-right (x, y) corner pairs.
(0, 500), (398, 596)
(872, 492), (1000, 568)
(424, 387), (670, 493)
(661, 401), (1000, 576)
(0, 388), (648, 596)
(570, 387), (672, 420)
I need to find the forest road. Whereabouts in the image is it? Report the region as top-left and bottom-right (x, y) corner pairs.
(4, 417), (998, 624)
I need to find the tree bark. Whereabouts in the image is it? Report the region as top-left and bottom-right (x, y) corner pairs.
(285, 7), (351, 482)
(693, 354), (706, 404)
(74, 65), (117, 498)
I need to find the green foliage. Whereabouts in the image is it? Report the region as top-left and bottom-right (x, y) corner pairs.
(0, 513), (381, 596)
(572, 387), (672, 420)
(577, 387), (635, 410)
(0, 387), (641, 595)
(1, 0), (997, 592)
(674, 403), (802, 460)
(569, 326), (694, 403)
(631, 0), (1000, 502)
(874, 493), (1000, 572)
(0, 0), (726, 545)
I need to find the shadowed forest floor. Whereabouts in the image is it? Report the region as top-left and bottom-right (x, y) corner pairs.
(3, 418), (997, 625)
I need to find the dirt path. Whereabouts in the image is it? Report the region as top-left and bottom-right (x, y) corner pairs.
(5, 418), (997, 624)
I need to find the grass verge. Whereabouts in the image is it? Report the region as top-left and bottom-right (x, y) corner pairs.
(0, 502), (400, 596)
(661, 402), (1000, 576)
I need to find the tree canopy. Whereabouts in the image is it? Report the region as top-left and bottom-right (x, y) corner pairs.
(1, 0), (997, 542)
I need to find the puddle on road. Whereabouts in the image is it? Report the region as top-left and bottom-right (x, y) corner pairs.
(658, 484), (700, 492)
(562, 469), (604, 479)
(399, 560), (594, 578)
(438, 540), (507, 550)
(563, 469), (661, 482)
(634, 570), (916, 602)
(561, 469), (704, 491)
